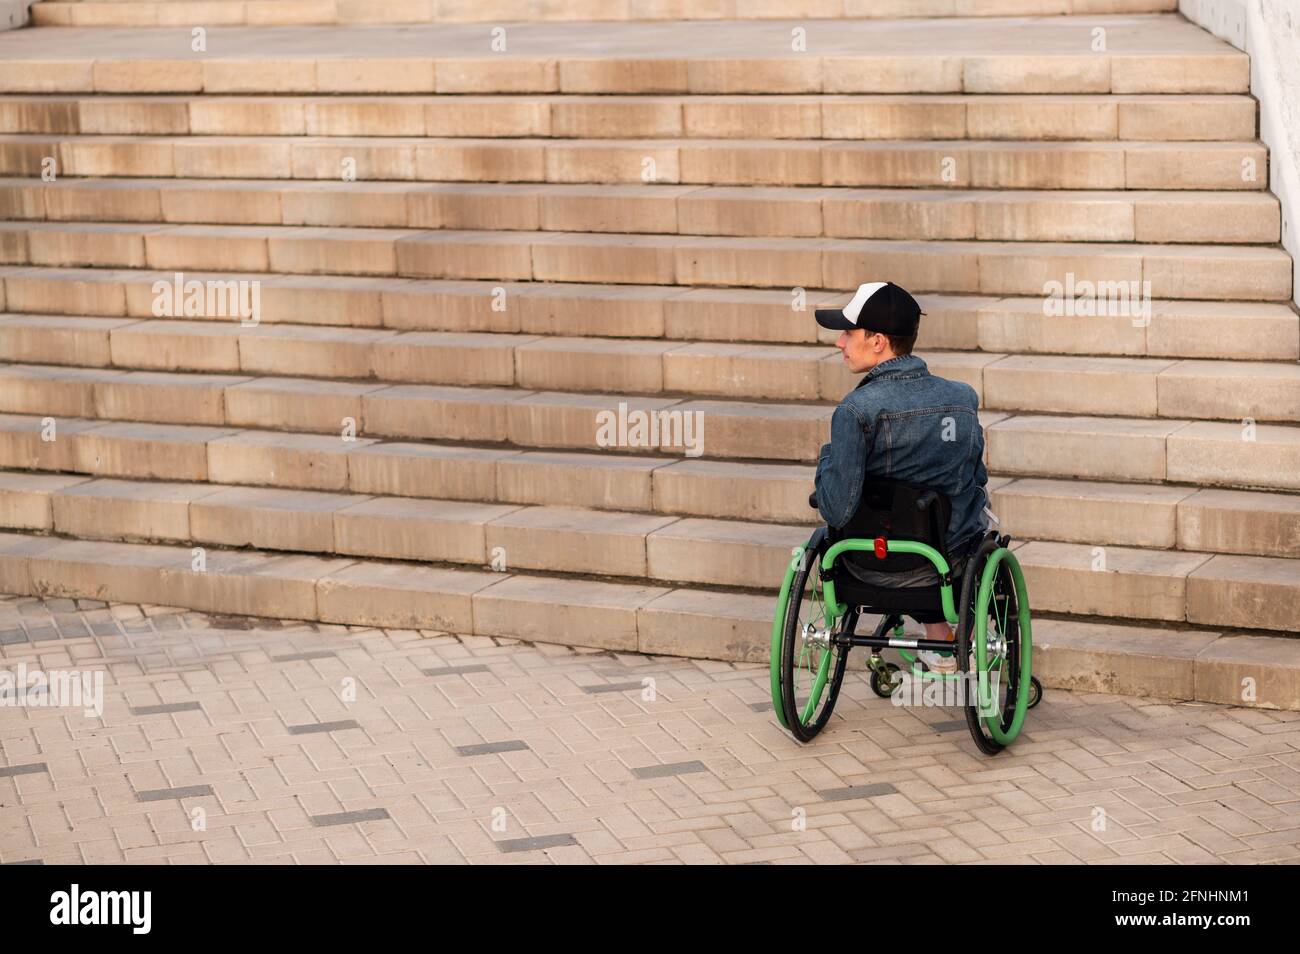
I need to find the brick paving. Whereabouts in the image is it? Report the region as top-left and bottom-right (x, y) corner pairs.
(1, 594), (1298, 865)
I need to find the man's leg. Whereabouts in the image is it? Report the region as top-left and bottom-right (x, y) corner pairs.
(917, 619), (957, 673)
(922, 621), (954, 643)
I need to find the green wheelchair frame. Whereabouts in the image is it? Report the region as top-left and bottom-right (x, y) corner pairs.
(770, 523), (1041, 753)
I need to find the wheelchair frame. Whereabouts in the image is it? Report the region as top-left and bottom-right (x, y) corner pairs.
(770, 525), (1040, 753)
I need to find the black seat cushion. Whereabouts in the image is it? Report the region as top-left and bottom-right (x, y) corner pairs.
(833, 577), (946, 617)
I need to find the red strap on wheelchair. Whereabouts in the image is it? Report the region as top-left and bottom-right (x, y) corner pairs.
(874, 537), (887, 560)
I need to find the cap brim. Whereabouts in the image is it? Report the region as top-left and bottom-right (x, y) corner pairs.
(814, 308), (855, 331)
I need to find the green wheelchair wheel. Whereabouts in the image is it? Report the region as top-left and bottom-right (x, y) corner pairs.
(957, 537), (1034, 755)
(770, 542), (854, 742)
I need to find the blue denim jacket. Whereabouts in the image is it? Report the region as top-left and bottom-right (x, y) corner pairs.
(814, 354), (989, 552)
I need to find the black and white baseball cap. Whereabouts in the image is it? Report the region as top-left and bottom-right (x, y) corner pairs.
(815, 281), (922, 335)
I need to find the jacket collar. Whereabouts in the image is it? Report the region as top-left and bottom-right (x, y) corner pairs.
(854, 354), (928, 389)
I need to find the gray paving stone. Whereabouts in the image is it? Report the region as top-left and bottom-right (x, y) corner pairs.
(421, 663), (491, 677)
(581, 681), (644, 694)
(271, 650), (338, 662)
(454, 740), (530, 756)
(495, 833), (579, 853)
(820, 783), (899, 801)
(287, 719), (362, 735)
(632, 760), (709, 779)
(0, 763), (48, 778)
(131, 702), (202, 716)
(136, 784), (215, 802)
(927, 720), (968, 733)
(310, 808), (391, 827)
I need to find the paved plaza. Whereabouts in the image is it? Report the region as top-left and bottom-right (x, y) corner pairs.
(1, 594), (1298, 865)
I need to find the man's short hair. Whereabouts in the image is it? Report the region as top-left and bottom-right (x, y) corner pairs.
(862, 307), (924, 355)
(882, 332), (916, 355)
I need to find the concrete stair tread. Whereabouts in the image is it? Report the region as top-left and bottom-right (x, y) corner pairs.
(3, 178), (1280, 244)
(0, 91), (1257, 142)
(29, 1), (1185, 29)
(7, 402), (1300, 522)
(6, 404), (1300, 541)
(8, 321), (1300, 421)
(11, 364), (1300, 462)
(10, 518), (1298, 704)
(0, 17), (1245, 98)
(3, 472), (1298, 634)
(1, 221), (1289, 300)
(3, 135), (1268, 192)
(3, 265), (1294, 359)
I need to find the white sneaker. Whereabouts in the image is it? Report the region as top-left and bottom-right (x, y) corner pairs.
(916, 650), (957, 675)
(918, 625), (959, 674)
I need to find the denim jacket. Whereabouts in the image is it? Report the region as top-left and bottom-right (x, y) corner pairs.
(814, 354), (989, 552)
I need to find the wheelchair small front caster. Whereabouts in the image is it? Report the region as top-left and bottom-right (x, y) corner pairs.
(869, 662), (903, 698)
(1028, 676), (1043, 710)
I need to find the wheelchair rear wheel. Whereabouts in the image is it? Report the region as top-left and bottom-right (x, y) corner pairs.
(957, 537), (1034, 755)
(772, 543), (852, 742)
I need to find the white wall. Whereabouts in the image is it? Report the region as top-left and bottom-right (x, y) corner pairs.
(0, 0), (32, 30)
(1180, 0), (1300, 306)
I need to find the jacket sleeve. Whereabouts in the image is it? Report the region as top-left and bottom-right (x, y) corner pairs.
(967, 392), (990, 514)
(971, 423), (989, 506)
(814, 402), (868, 530)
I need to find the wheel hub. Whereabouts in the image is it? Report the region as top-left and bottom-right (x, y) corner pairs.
(802, 621), (831, 649)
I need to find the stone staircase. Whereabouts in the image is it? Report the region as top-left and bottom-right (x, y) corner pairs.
(28, 0), (1181, 27)
(0, 5), (1297, 708)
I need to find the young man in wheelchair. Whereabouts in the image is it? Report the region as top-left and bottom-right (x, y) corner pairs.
(813, 281), (992, 675)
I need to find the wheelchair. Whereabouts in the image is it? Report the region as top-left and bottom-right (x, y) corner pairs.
(770, 479), (1041, 753)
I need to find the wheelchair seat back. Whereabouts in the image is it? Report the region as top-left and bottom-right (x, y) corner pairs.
(831, 478), (952, 576)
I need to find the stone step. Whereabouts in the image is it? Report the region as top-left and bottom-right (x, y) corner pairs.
(5, 365), (1300, 490)
(990, 479), (1300, 559)
(0, 526), (702, 658)
(983, 355), (1300, 423)
(1, 179), (1280, 245)
(6, 405), (1300, 559)
(8, 316), (1300, 425)
(6, 267), (1296, 360)
(11, 524), (1294, 716)
(6, 135), (1268, 191)
(1, 223), (1289, 300)
(1019, 539), (1300, 636)
(0, 17), (1244, 95)
(1030, 617), (1300, 711)
(990, 415), (1300, 492)
(0, 472), (1292, 634)
(0, 92), (1255, 142)
(30, 1), (1181, 29)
